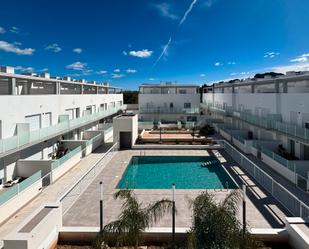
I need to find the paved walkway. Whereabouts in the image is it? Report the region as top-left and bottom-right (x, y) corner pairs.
(0, 142), (113, 248)
(63, 149), (287, 229)
(213, 134), (309, 206)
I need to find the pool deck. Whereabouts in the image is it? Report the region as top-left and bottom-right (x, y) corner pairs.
(63, 149), (289, 229)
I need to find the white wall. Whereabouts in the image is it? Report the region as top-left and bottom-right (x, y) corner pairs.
(17, 160), (52, 177)
(113, 114), (138, 147)
(203, 92), (309, 127)
(52, 150), (82, 182)
(4, 203), (62, 249)
(0, 94), (123, 138)
(139, 93), (200, 110)
(0, 180), (42, 224)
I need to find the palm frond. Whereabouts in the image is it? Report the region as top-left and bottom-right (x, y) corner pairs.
(144, 199), (174, 226)
(220, 189), (241, 215)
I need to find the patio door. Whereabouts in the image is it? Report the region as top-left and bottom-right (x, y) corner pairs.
(290, 140), (295, 157)
(25, 114), (41, 131)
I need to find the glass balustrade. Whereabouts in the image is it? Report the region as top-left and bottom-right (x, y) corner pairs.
(0, 106), (125, 154)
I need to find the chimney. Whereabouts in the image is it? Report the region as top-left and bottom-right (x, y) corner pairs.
(40, 72), (50, 79)
(0, 66), (15, 74)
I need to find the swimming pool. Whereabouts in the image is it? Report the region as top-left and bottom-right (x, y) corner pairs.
(117, 156), (237, 189)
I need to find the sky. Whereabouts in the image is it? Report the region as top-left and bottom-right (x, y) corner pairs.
(0, 0), (309, 89)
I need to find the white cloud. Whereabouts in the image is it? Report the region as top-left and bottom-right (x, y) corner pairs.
(241, 71), (250, 75)
(73, 48), (82, 53)
(15, 66), (35, 73)
(290, 57), (308, 63)
(114, 69), (121, 73)
(0, 41), (35, 55)
(230, 71), (250, 76)
(66, 61), (87, 70)
(40, 68), (49, 72)
(264, 52), (280, 58)
(228, 61), (236, 65)
(126, 68), (137, 73)
(214, 62), (222, 66)
(0, 26), (6, 34)
(271, 63), (309, 74)
(45, 43), (61, 53)
(200, 73), (206, 77)
(290, 53), (309, 63)
(122, 51), (128, 56)
(149, 78), (155, 81)
(179, 0), (198, 26)
(111, 73), (125, 79)
(97, 70), (108, 75)
(153, 3), (179, 20)
(10, 27), (20, 34)
(129, 49), (153, 58)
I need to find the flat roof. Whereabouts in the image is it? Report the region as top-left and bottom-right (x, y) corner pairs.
(0, 72), (121, 89)
(140, 83), (199, 88)
(207, 72), (309, 89)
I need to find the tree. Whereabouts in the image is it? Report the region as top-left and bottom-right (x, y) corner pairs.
(199, 124), (215, 137)
(93, 189), (174, 249)
(123, 91), (139, 104)
(188, 190), (260, 249)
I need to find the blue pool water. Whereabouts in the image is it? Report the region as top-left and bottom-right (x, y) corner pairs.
(117, 156), (237, 189)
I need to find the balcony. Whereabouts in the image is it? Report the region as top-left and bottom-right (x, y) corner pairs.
(0, 105), (126, 156)
(231, 109), (309, 141)
(139, 107), (199, 114)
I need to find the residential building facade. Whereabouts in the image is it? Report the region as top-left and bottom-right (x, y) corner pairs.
(138, 83), (200, 123)
(0, 66), (125, 187)
(202, 71), (309, 192)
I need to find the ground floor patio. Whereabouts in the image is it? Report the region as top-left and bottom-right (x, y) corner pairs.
(63, 149), (289, 229)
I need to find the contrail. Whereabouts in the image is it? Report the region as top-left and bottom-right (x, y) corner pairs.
(153, 0), (198, 68)
(179, 0), (198, 26)
(152, 37), (172, 68)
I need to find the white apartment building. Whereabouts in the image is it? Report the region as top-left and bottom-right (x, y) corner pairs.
(138, 83), (200, 123)
(0, 66), (125, 188)
(202, 71), (309, 192)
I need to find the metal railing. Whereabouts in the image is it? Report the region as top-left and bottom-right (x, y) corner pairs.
(139, 107), (199, 114)
(219, 140), (309, 218)
(59, 142), (119, 214)
(0, 170), (42, 206)
(0, 105), (125, 155)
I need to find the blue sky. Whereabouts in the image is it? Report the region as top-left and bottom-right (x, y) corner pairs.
(0, 0), (309, 89)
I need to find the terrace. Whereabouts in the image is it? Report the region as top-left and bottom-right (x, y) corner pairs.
(0, 105), (126, 157)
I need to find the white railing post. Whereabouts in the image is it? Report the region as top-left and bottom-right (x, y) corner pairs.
(271, 180), (274, 195)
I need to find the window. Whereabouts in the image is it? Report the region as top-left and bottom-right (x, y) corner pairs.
(187, 116), (197, 122)
(25, 114), (41, 131)
(179, 89), (187, 94)
(305, 123), (309, 129)
(184, 103), (191, 108)
(170, 102), (174, 108)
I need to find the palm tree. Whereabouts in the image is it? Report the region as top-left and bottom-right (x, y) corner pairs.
(93, 189), (174, 249)
(188, 190), (260, 249)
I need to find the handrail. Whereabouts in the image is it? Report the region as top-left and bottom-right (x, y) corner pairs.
(58, 142), (119, 202)
(217, 139), (309, 216)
